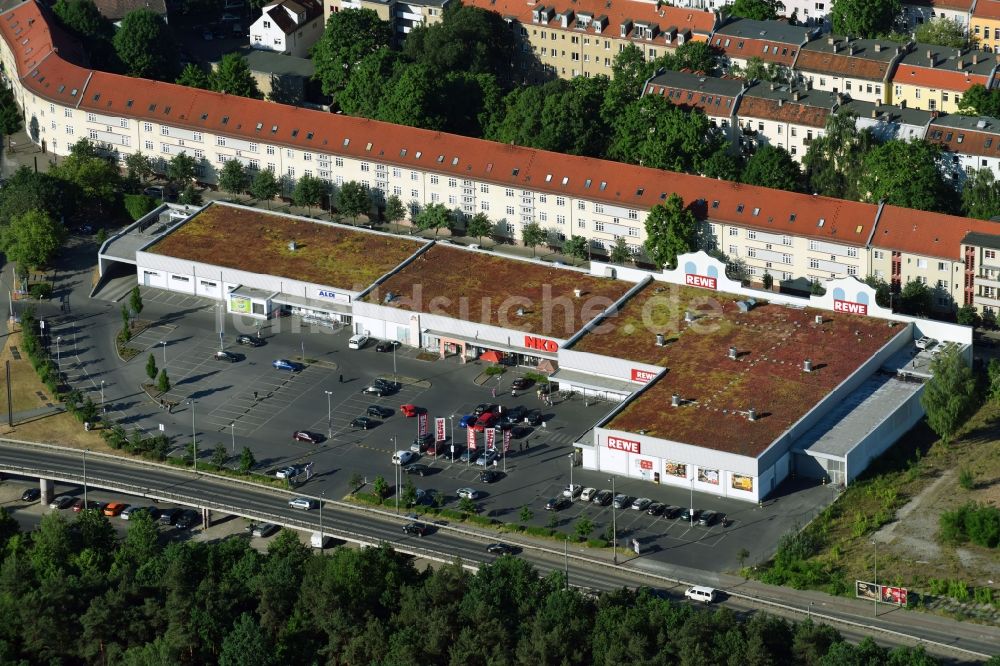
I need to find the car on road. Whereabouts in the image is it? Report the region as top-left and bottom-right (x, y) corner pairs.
(272, 359), (303, 371)
(563, 484), (582, 498)
(459, 449), (479, 463)
(158, 507), (182, 525)
(237, 334), (264, 347)
(293, 430), (323, 443)
(475, 450), (499, 467)
(479, 470), (501, 483)
(472, 413), (498, 432)
(646, 502), (665, 516)
(376, 340), (401, 352)
(545, 497), (571, 511)
(456, 487), (480, 500)
(251, 523), (279, 538)
(373, 378), (400, 390)
(511, 377), (533, 390)
(288, 497), (317, 510)
(631, 497), (653, 511)
(213, 350), (239, 362)
(275, 466), (299, 479)
(21, 488), (40, 502)
(662, 505), (682, 519)
(175, 509), (201, 529)
(458, 414), (477, 428)
(612, 494), (633, 510)
(402, 522), (430, 537)
(525, 409), (543, 426)
(410, 433), (434, 453)
(680, 507), (700, 523)
(592, 490), (613, 506)
(103, 502), (128, 517)
(404, 463), (430, 476)
(580, 487), (598, 502)
(697, 510), (719, 527)
(392, 450), (416, 466)
(366, 405), (392, 419)
(400, 404), (419, 418)
(362, 385), (391, 397)
(684, 586), (718, 604)
(348, 334), (369, 349)
(49, 496), (75, 510)
(350, 417), (378, 430)
(486, 543), (518, 555)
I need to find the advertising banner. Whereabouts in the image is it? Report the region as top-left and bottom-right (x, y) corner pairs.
(665, 461), (687, 478)
(855, 581), (879, 601)
(607, 435), (640, 454)
(881, 586), (908, 606)
(697, 468), (720, 485)
(503, 427), (512, 452)
(435, 417), (446, 442)
(731, 474), (754, 492)
(229, 295), (251, 314)
(485, 427), (496, 451)
(467, 426), (477, 451)
(418, 412), (428, 437)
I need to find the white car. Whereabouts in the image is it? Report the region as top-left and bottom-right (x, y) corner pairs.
(580, 487), (598, 502)
(275, 466), (298, 479)
(349, 334), (369, 349)
(288, 497), (317, 510)
(392, 450), (415, 465)
(457, 487), (480, 500)
(562, 484), (582, 498)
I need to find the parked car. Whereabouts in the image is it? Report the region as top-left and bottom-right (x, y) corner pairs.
(103, 502), (128, 517)
(288, 497), (317, 510)
(486, 543), (518, 555)
(680, 507), (700, 523)
(631, 497), (653, 511)
(612, 494), (633, 510)
(473, 403), (494, 416)
(525, 410), (543, 426)
(158, 507), (182, 525)
(662, 505), (683, 519)
(293, 430), (322, 443)
(49, 496), (75, 510)
(351, 416), (378, 430)
(237, 334), (264, 347)
(275, 466), (299, 479)
(272, 359), (303, 371)
(475, 450), (499, 467)
(362, 385), (390, 397)
(348, 334), (369, 349)
(511, 377), (533, 390)
(647, 502), (666, 516)
(580, 487), (598, 502)
(373, 378), (400, 390)
(472, 412), (498, 432)
(479, 470), (501, 483)
(458, 414), (477, 428)
(375, 340), (401, 352)
(697, 510), (719, 527)
(252, 523), (279, 538)
(592, 490), (613, 506)
(400, 404), (419, 418)
(392, 450), (416, 465)
(366, 405), (392, 418)
(410, 432), (433, 453)
(563, 484), (582, 498)
(21, 488), (40, 502)
(123, 506), (159, 521)
(545, 496), (570, 511)
(502, 405), (527, 424)
(404, 463), (430, 476)
(213, 350), (239, 362)
(456, 487), (480, 500)
(70, 498), (89, 512)
(402, 522), (430, 537)
(459, 449), (479, 464)
(175, 509), (201, 529)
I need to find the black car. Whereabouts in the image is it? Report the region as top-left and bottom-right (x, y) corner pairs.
(158, 507), (182, 525)
(375, 340), (401, 352)
(525, 410), (543, 426)
(404, 463), (430, 476)
(662, 505), (683, 519)
(592, 490), (613, 506)
(545, 497), (571, 511)
(237, 334), (265, 347)
(213, 350), (239, 362)
(373, 378), (400, 391)
(20, 488), (40, 502)
(175, 509), (201, 529)
(402, 522), (430, 537)
(697, 510), (719, 527)
(473, 403), (494, 416)
(366, 405), (392, 418)
(680, 507), (700, 523)
(486, 543), (518, 555)
(503, 405), (527, 424)
(511, 377), (533, 390)
(646, 502), (666, 516)
(350, 416), (378, 430)
(479, 470), (502, 483)
(410, 432), (434, 452)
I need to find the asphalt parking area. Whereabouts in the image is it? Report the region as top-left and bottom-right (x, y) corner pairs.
(138, 286), (216, 312)
(201, 364), (328, 436)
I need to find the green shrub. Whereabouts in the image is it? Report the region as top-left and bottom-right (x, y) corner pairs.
(484, 366), (505, 376)
(352, 492), (384, 506)
(948, 580), (970, 602)
(958, 468), (975, 490)
(28, 283), (52, 299)
(974, 586), (994, 605)
(939, 502), (1000, 548)
(586, 538), (608, 548)
(123, 194), (158, 221)
(523, 526), (555, 538)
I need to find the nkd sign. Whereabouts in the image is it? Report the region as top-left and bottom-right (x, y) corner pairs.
(524, 335), (559, 353)
(607, 435), (641, 454)
(833, 299), (868, 316)
(685, 274), (717, 290)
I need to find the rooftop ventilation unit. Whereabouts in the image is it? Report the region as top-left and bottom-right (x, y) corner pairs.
(684, 310), (694, 322)
(671, 394), (680, 407)
(655, 333), (665, 346)
(288, 240), (297, 251)
(728, 346), (737, 360)
(803, 359), (813, 372)
(747, 408), (757, 421)
(516, 307), (525, 316)
(384, 291), (396, 304)
(573, 288), (582, 298)
(815, 315), (823, 324)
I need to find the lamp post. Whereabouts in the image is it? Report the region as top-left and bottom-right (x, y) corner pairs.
(160, 340), (167, 366)
(56, 336), (62, 372)
(689, 477), (695, 527)
(873, 538), (879, 618)
(100, 380), (105, 408)
(319, 490), (325, 550)
(568, 452), (575, 501)
(187, 399), (197, 472)
(300, 340), (305, 363)
(83, 449), (88, 506)
(230, 421), (236, 454)
(392, 343), (397, 383)
(609, 476), (617, 565)
(324, 390), (333, 439)
(392, 435), (399, 514)
(449, 415), (455, 463)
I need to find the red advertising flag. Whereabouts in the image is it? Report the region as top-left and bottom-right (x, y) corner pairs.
(435, 417), (446, 442)
(467, 425), (477, 451)
(503, 427), (512, 452)
(485, 427), (496, 451)
(418, 412), (428, 437)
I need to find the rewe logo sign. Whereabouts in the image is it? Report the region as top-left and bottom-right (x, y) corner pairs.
(833, 299), (868, 316)
(607, 436), (641, 454)
(524, 335), (559, 353)
(631, 368), (657, 383)
(685, 274), (717, 290)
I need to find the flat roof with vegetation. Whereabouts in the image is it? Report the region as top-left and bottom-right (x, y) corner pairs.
(147, 203), (426, 290)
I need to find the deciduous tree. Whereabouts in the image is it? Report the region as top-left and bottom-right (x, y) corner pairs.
(156, 369), (170, 393)
(466, 212), (493, 244)
(899, 278), (932, 316)
(176, 63), (212, 90)
(921, 346), (977, 441)
(643, 194), (698, 269)
(563, 235), (589, 265)
(250, 169), (280, 207)
(742, 145), (801, 191)
(803, 112), (874, 199)
(958, 84), (1000, 116)
(601, 45), (653, 124)
(212, 53), (262, 99)
(0, 209), (66, 270)
(0, 85), (24, 140)
(915, 18), (968, 48)
(830, 0), (901, 39)
(962, 168), (1000, 220)
(113, 9), (178, 81)
(384, 194), (406, 225)
(610, 237), (631, 265)
(337, 181), (370, 223)
(401, 4), (516, 83)
(239, 446), (256, 473)
(863, 275), (892, 308)
(167, 152), (197, 185)
(858, 140), (954, 212)
(730, 0), (782, 20)
(311, 8), (391, 100)
(292, 174), (328, 214)
(125, 152), (154, 185)
(414, 202), (453, 236)
(218, 160), (249, 197)
(521, 221), (546, 257)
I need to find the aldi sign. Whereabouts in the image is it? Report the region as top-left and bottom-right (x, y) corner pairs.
(685, 274), (717, 290)
(607, 435), (641, 454)
(834, 299), (868, 316)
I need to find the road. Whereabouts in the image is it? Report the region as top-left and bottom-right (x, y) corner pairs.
(1, 440), (996, 663)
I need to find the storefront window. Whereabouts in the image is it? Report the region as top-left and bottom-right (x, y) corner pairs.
(665, 461), (687, 477)
(731, 474), (753, 492)
(697, 467), (720, 485)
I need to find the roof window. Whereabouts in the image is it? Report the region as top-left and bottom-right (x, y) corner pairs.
(561, 176), (569, 185)
(57, 84), (65, 93)
(855, 225), (863, 233)
(712, 200), (719, 208)
(291, 129), (299, 137)
(585, 178), (592, 188)
(92, 93), (100, 101)
(957, 133), (965, 143)
(545, 174), (553, 182)
(271, 125), (278, 133)
(512, 167), (519, 176)
(486, 162), (493, 172)
(599, 181), (607, 191)
(437, 154), (445, 163)
(343, 138), (350, 146)
(256, 122), (263, 131)
(752, 207), (760, 216)
(164, 106), (171, 114)
(200, 112), (208, 120)
(400, 149), (407, 156)
(415, 151), (421, 159)
(221, 116), (229, 124)
(636, 187), (644, 196)
(70, 88), (77, 96)
(148, 103), (156, 111)
(452, 157), (459, 165)
(789, 213), (796, 221)
(736, 203), (744, 213)
(365, 141), (372, 151)
(306, 132), (313, 140)
(817, 218), (825, 227)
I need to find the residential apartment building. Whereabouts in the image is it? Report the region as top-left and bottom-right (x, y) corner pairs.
(250, 0), (323, 58)
(972, 0), (1000, 51)
(926, 113), (1000, 183)
(891, 43), (999, 112)
(642, 70), (744, 143)
(736, 83), (835, 159)
(901, 0), (974, 32)
(792, 35), (904, 104)
(711, 18), (816, 71)
(837, 99), (933, 142)
(668, 0), (832, 25)
(6, 0), (1000, 316)
(963, 231), (1000, 315)
(325, 0), (449, 37)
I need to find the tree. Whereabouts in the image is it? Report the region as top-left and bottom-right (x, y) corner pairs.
(401, 4), (516, 83)
(737, 547), (750, 569)
(458, 497), (477, 514)
(212, 53), (263, 99)
(762, 272), (774, 290)
(962, 168), (1000, 220)
(124, 194), (158, 220)
(988, 358), (1000, 401)
(739, 56), (789, 83)
(830, 0), (901, 39)
(414, 202), (453, 236)
(372, 475), (388, 498)
(519, 506), (533, 523)
(113, 9), (178, 81)
(563, 235), (589, 265)
(0, 210), (66, 270)
(609, 237), (631, 265)
(921, 346), (978, 441)
(915, 18), (968, 48)
(574, 517), (593, 541)
(125, 152), (154, 185)
(466, 212), (493, 244)
(957, 304), (981, 327)
(146, 354), (158, 381)
(211, 444), (228, 468)
(521, 221), (546, 257)
(292, 174), (328, 214)
(220, 613), (276, 666)
(384, 194), (407, 226)
(730, 0), (782, 20)
(312, 8), (392, 100)
(176, 62), (212, 89)
(401, 479), (417, 507)
(156, 369), (170, 393)
(337, 48), (401, 119)
(742, 145), (801, 191)
(863, 275), (892, 308)
(602, 45), (654, 125)
(167, 152), (197, 184)
(218, 160), (249, 198)
(958, 84), (1000, 117)
(899, 278), (932, 316)
(130, 285), (143, 317)
(0, 167), (69, 224)
(337, 181), (370, 223)
(0, 85), (24, 140)
(239, 447), (255, 473)
(803, 112), (875, 199)
(52, 0), (116, 69)
(644, 194), (698, 269)
(660, 40), (721, 76)
(178, 183), (202, 205)
(608, 96), (725, 174)
(250, 169), (281, 208)
(50, 141), (123, 212)
(858, 140), (955, 212)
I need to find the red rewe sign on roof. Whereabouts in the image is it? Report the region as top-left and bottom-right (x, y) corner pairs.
(631, 368), (657, 383)
(833, 299), (868, 316)
(607, 435), (640, 454)
(524, 335), (558, 353)
(685, 274), (717, 290)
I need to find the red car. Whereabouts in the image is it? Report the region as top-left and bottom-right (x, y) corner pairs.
(473, 412), (498, 432)
(400, 404), (419, 418)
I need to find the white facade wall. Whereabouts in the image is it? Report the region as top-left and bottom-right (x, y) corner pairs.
(843, 387), (926, 483)
(739, 113), (826, 162)
(796, 72), (887, 103)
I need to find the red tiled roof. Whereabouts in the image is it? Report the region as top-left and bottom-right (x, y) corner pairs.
(872, 205), (1000, 260)
(794, 49), (892, 82)
(91, 0), (166, 21)
(737, 95), (830, 127)
(905, 0), (974, 10)
(926, 123), (1000, 158)
(892, 63), (991, 91)
(713, 34), (799, 66)
(973, 0), (1000, 19)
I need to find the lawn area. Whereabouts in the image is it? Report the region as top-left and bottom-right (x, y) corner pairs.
(753, 399), (1000, 623)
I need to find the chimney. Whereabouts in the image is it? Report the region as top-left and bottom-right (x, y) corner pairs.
(833, 41), (839, 53)
(973, 53), (979, 65)
(871, 108), (878, 118)
(792, 90), (801, 101)
(875, 98), (882, 106)
(958, 57), (964, 69)
(827, 36), (835, 45)
(728, 346), (738, 360)
(288, 240), (297, 251)
(770, 81), (776, 91)
(685, 310), (694, 322)
(803, 358), (813, 372)
(573, 288), (582, 298)
(778, 98), (784, 107)
(874, 43), (882, 53)
(814, 315), (823, 324)
(849, 45), (856, 55)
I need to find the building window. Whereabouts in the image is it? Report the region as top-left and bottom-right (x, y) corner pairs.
(874, 250), (884, 260)
(430, 175), (439, 185)
(506, 188), (515, 197)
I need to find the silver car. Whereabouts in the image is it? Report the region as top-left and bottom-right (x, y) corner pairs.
(288, 497), (317, 510)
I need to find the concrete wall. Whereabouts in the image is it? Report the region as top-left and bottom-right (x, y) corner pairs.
(844, 384), (926, 483)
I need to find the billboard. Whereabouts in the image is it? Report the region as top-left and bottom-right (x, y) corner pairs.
(467, 426), (477, 451)
(697, 467), (720, 485)
(855, 581), (879, 601)
(229, 295), (252, 314)
(631, 368), (657, 383)
(881, 586), (908, 606)
(834, 299), (868, 316)
(503, 427), (511, 452)
(685, 274), (717, 290)
(435, 417), (446, 442)
(607, 435), (640, 454)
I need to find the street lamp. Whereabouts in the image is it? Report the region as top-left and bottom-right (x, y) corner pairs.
(56, 336), (62, 372)
(83, 449), (88, 506)
(392, 435), (399, 514)
(609, 476), (617, 565)
(319, 490), (325, 551)
(187, 399), (197, 472)
(567, 452), (575, 501)
(160, 340), (167, 366)
(100, 380), (105, 409)
(873, 538), (879, 618)
(392, 343), (397, 383)
(230, 421), (236, 454)
(324, 390), (333, 439)
(689, 477), (695, 527)
(449, 415), (455, 463)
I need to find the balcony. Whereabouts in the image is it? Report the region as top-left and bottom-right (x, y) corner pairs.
(977, 272), (1000, 288)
